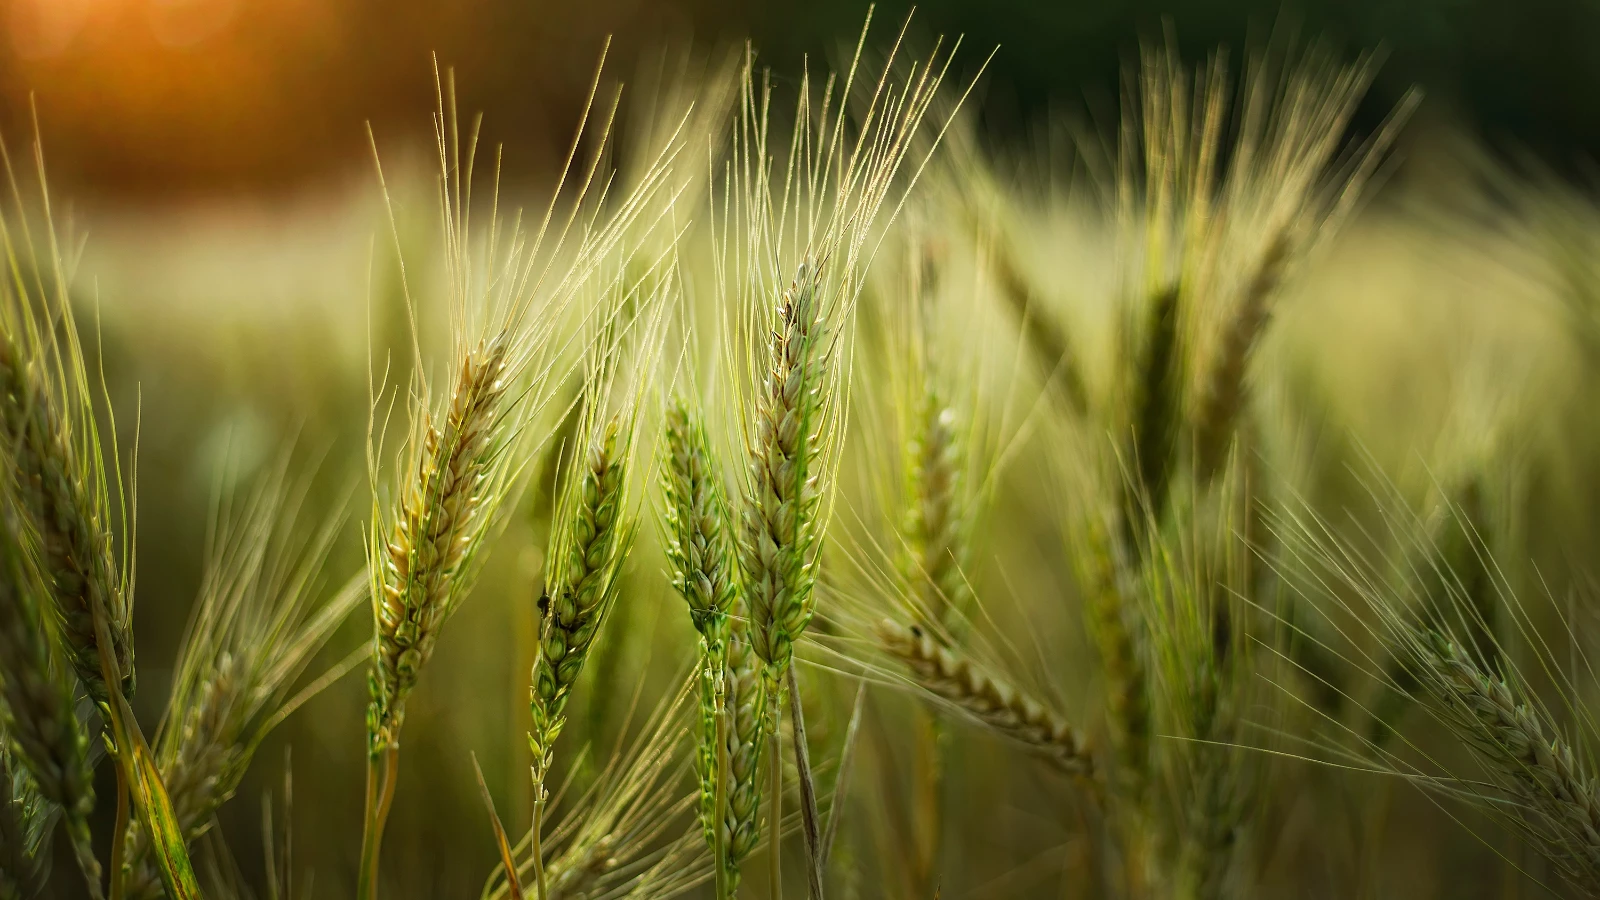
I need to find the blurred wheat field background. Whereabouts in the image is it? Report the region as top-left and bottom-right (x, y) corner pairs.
(10, 5), (1600, 900)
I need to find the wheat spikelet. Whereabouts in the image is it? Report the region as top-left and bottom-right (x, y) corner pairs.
(368, 334), (510, 753)
(1079, 514), (1149, 794)
(876, 618), (1094, 778)
(0, 504), (101, 899)
(0, 332), (131, 705)
(739, 261), (828, 679)
(530, 414), (631, 790)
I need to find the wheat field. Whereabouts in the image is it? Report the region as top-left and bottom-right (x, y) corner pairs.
(6, 13), (1600, 900)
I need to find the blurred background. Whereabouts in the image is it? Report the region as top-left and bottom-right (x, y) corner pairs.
(12, 0), (1600, 897)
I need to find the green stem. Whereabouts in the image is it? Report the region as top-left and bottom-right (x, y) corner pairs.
(109, 769), (130, 900)
(786, 667), (824, 900)
(356, 745), (399, 900)
(531, 792), (549, 900)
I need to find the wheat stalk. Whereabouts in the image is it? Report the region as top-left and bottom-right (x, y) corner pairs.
(0, 503), (101, 899)
(876, 618), (1095, 778)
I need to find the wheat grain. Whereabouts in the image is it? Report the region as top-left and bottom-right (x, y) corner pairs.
(877, 618), (1094, 778)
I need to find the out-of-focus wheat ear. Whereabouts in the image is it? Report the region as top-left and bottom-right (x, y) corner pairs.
(876, 619), (1097, 781)
(0, 502), (102, 899)
(985, 233), (1088, 413)
(1123, 282), (1183, 548)
(0, 321), (132, 707)
(739, 261), (829, 683)
(1078, 512), (1150, 798)
(901, 387), (970, 633)
(1192, 233), (1289, 484)
(1, 738), (51, 900)
(123, 463), (364, 900)
(721, 619), (768, 892)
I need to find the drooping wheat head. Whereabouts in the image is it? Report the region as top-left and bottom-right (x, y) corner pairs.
(876, 618), (1094, 778)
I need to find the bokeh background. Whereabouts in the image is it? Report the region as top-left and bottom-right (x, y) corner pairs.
(10, 0), (1600, 897)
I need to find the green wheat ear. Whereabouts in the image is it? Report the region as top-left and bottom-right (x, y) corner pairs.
(0, 499), (101, 900)
(530, 414), (632, 790)
(739, 260), (829, 684)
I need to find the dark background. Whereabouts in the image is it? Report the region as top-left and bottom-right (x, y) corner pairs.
(2, 0), (1597, 199)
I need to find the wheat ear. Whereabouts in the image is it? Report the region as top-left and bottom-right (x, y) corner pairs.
(0, 333), (131, 705)
(1422, 633), (1600, 888)
(369, 334), (510, 750)
(1192, 234), (1289, 483)
(877, 619), (1095, 779)
(0, 505), (102, 899)
(659, 398), (740, 896)
(739, 261), (829, 681)
(360, 333), (511, 900)
(529, 414), (632, 900)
